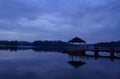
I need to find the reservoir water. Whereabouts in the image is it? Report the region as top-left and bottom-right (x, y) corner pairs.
(0, 49), (120, 79)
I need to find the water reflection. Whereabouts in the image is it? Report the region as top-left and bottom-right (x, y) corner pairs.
(0, 46), (119, 62)
(0, 47), (120, 79)
(67, 60), (86, 68)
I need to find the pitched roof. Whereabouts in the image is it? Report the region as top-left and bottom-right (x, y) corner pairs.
(68, 37), (86, 43)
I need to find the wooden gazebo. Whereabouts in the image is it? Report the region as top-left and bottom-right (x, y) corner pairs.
(68, 37), (86, 43)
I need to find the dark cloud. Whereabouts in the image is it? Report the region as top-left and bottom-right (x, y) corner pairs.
(0, 0), (120, 43)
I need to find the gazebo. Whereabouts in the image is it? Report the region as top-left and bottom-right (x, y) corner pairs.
(68, 37), (86, 44)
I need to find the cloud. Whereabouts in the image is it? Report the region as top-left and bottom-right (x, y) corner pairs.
(0, 0), (120, 43)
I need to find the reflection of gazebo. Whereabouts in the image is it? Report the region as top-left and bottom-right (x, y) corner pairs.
(66, 50), (86, 68)
(68, 37), (86, 44)
(68, 61), (86, 68)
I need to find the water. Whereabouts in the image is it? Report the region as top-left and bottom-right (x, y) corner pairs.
(0, 50), (120, 79)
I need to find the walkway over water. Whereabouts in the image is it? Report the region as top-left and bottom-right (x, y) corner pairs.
(64, 50), (120, 61)
(0, 46), (120, 61)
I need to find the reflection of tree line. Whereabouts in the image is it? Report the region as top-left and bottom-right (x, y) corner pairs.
(0, 45), (120, 69)
(0, 40), (120, 61)
(0, 46), (120, 60)
(0, 40), (120, 69)
(0, 46), (18, 51)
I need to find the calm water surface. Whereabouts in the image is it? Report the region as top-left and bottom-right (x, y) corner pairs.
(0, 50), (120, 79)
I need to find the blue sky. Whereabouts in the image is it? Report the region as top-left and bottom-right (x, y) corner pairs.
(0, 0), (120, 43)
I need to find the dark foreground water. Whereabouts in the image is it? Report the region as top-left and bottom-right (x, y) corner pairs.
(0, 50), (120, 79)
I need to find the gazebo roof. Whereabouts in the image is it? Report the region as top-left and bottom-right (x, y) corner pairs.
(68, 37), (86, 43)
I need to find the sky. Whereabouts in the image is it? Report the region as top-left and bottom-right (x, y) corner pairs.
(0, 0), (120, 43)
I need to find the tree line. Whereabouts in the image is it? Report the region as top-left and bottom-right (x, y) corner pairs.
(0, 40), (120, 47)
(95, 41), (120, 47)
(0, 40), (69, 47)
